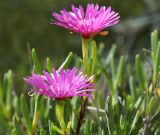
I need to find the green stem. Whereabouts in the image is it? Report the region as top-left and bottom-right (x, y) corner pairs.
(81, 37), (91, 75)
(55, 100), (66, 130)
(76, 37), (91, 135)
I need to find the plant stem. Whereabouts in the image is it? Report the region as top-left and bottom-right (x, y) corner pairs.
(55, 100), (66, 130)
(81, 37), (91, 75)
(76, 97), (87, 135)
(76, 37), (91, 135)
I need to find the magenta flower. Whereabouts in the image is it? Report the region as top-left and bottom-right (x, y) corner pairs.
(51, 3), (120, 38)
(24, 67), (95, 100)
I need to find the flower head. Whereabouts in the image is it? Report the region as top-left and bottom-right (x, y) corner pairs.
(51, 3), (120, 38)
(24, 67), (95, 100)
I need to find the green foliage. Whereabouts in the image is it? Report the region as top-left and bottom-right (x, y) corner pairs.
(32, 48), (42, 74)
(0, 30), (160, 135)
(20, 94), (32, 133)
(135, 54), (147, 91)
(58, 52), (74, 70)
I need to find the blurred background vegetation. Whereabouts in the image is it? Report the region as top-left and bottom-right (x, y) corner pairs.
(0, 0), (160, 91)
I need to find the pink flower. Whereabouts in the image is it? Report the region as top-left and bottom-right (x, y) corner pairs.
(51, 3), (120, 38)
(24, 67), (95, 100)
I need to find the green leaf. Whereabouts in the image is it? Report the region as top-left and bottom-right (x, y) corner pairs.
(126, 96), (143, 134)
(94, 71), (101, 83)
(51, 122), (63, 135)
(40, 128), (47, 135)
(0, 110), (8, 128)
(129, 110), (140, 135)
(97, 43), (104, 55)
(104, 45), (117, 67)
(46, 57), (53, 72)
(120, 100), (126, 130)
(30, 96), (35, 117)
(32, 94), (42, 132)
(20, 94), (32, 132)
(111, 56), (116, 82)
(11, 129), (18, 135)
(97, 91), (105, 108)
(44, 98), (50, 118)
(105, 96), (114, 135)
(34, 94), (42, 113)
(49, 120), (56, 135)
(0, 80), (3, 105)
(13, 115), (23, 135)
(59, 52), (74, 70)
(115, 56), (125, 88)
(147, 96), (158, 115)
(5, 70), (14, 119)
(101, 66), (114, 94)
(32, 48), (42, 74)
(151, 30), (159, 61)
(71, 112), (76, 132)
(129, 76), (135, 98)
(153, 42), (160, 85)
(84, 120), (90, 135)
(72, 96), (80, 110)
(71, 97), (80, 132)
(135, 54), (147, 91)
